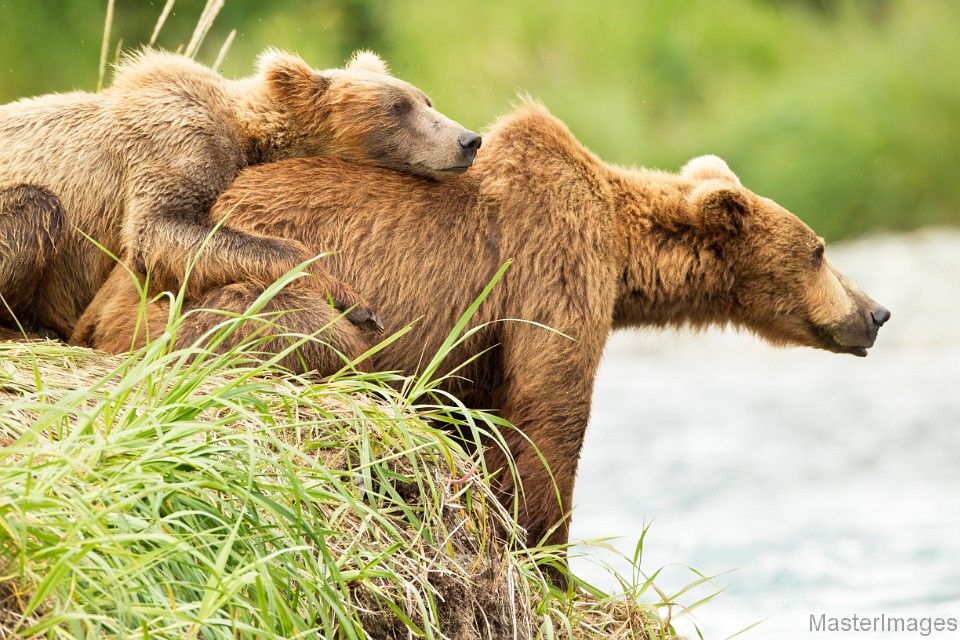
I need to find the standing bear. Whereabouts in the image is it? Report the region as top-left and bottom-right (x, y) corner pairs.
(0, 49), (481, 338)
(75, 102), (889, 570)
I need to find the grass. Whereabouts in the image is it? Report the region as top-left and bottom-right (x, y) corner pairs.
(0, 338), (517, 639)
(0, 265), (707, 639)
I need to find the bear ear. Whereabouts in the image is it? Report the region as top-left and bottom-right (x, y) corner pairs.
(345, 50), (390, 76)
(687, 179), (752, 235)
(258, 48), (329, 102)
(681, 155), (741, 185)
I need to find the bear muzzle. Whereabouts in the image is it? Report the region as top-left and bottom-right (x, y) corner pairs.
(435, 130), (482, 174)
(822, 302), (891, 357)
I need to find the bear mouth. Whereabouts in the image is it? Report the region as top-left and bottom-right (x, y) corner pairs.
(827, 333), (874, 357)
(808, 320), (873, 357)
(841, 345), (869, 358)
(405, 161), (473, 178)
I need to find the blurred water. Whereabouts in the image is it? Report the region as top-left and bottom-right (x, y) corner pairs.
(569, 229), (960, 639)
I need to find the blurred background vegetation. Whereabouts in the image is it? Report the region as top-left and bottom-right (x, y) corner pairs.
(0, 0), (956, 240)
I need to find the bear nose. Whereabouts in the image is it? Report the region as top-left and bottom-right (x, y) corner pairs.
(870, 305), (891, 327)
(457, 131), (482, 161)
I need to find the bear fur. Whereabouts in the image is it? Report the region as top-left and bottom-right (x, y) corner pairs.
(74, 102), (889, 567)
(0, 48), (480, 338)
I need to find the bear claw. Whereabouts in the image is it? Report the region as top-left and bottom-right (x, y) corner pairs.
(346, 306), (384, 333)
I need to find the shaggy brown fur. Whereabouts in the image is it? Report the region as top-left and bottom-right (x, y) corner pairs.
(0, 49), (480, 338)
(75, 102), (890, 571)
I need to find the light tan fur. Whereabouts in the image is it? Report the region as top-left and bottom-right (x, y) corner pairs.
(75, 102), (889, 579)
(0, 48), (480, 338)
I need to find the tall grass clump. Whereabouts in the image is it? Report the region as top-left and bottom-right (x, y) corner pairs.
(0, 265), (694, 639)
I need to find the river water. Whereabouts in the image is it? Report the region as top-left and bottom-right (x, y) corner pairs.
(569, 228), (960, 639)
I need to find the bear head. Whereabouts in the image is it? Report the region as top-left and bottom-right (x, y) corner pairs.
(259, 49), (481, 180)
(680, 155), (889, 356)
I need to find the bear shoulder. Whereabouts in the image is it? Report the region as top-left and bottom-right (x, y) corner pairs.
(104, 49), (240, 156)
(109, 49), (226, 99)
(484, 100), (560, 143)
(484, 100), (591, 166)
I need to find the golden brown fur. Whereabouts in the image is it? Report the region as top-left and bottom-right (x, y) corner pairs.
(0, 48), (480, 338)
(75, 102), (889, 567)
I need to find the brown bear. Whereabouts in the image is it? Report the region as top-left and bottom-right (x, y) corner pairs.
(74, 102), (890, 573)
(0, 48), (481, 339)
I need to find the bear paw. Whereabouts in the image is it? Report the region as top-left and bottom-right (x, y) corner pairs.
(345, 305), (384, 334)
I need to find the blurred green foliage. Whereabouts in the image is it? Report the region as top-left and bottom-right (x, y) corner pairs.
(0, 0), (956, 240)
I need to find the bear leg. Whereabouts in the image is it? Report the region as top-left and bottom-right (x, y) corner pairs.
(0, 184), (65, 329)
(176, 280), (374, 375)
(74, 265), (374, 375)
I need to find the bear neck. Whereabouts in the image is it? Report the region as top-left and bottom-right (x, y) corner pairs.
(225, 78), (313, 165)
(607, 167), (738, 331)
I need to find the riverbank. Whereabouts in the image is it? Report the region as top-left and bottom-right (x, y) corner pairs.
(0, 338), (682, 639)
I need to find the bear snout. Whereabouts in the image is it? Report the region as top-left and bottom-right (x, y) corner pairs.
(457, 131), (482, 163)
(870, 305), (891, 328)
(828, 301), (890, 356)
(860, 303), (891, 347)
